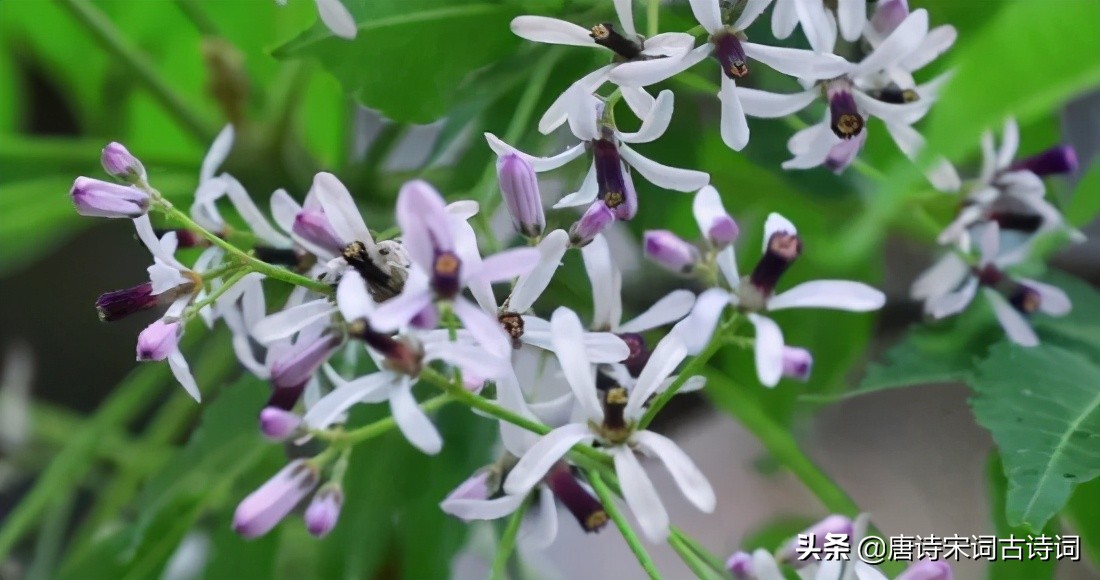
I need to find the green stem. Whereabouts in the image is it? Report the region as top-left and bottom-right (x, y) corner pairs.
(646, 0), (660, 37)
(490, 500), (529, 580)
(670, 526), (727, 574)
(668, 531), (722, 579)
(173, 0), (219, 36)
(588, 471), (662, 580)
(57, 0), (216, 144)
(185, 268), (248, 318)
(156, 202), (333, 295)
(335, 393), (454, 446)
(639, 317), (735, 429)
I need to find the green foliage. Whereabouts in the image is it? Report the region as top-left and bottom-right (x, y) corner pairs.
(1065, 158), (1100, 229)
(986, 452), (1061, 580)
(1064, 476), (1100, 568)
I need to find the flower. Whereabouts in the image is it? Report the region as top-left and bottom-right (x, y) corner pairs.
(304, 485), (343, 538)
(913, 223), (1071, 347)
(136, 319), (200, 402)
(643, 230), (699, 274)
(100, 142), (146, 183)
(70, 177), (150, 218)
(771, 0), (867, 53)
(267, 327), (341, 411)
(496, 153), (545, 238)
(275, 0), (357, 39)
(673, 213), (884, 386)
(503, 308), (715, 543)
(233, 459), (319, 539)
(510, 0), (694, 134)
(259, 407), (302, 441)
(609, 0), (850, 150)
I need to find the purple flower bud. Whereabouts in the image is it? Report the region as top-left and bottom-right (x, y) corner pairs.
(304, 485), (343, 538)
(545, 462), (608, 532)
(712, 31), (749, 78)
(870, 0), (910, 36)
(781, 347), (813, 382)
(779, 514), (853, 564)
(497, 154), (545, 238)
(71, 176), (150, 219)
(827, 80), (864, 140)
(268, 335), (340, 410)
(259, 407), (302, 441)
(101, 142), (146, 183)
(1009, 145), (1078, 176)
(233, 459), (319, 539)
(725, 551), (752, 578)
(96, 282), (158, 322)
(136, 320), (181, 361)
(644, 230), (699, 274)
(568, 202), (615, 247)
(897, 560), (953, 580)
(708, 215), (739, 248)
(593, 140), (638, 220)
(293, 209), (344, 256)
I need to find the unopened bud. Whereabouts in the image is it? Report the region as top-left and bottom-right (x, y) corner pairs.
(101, 142), (146, 183)
(781, 347), (813, 382)
(644, 230), (699, 274)
(497, 154), (545, 238)
(569, 202), (614, 247)
(1009, 145), (1078, 177)
(304, 485), (343, 538)
(259, 407), (302, 441)
(71, 177), (150, 219)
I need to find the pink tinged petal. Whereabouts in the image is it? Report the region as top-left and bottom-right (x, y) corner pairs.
(442, 491), (527, 521)
(743, 42), (851, 79)
(644, 230), (699, 274)
(167, 349), (201, 403)
(620, 144), (710, 191)
(767, 280), (886, 312)
(782, 121), (839, 170)
(869, 0), (910, 38)
(313, 172), (372, 249)
(836, 0), (866, 41)
(252, 300), (335, 344)
(985, 289), (1039, 347)
(369, 289), (434, 334)
(260, 407), (302, 441)
(471, 248), (540, 284)
(618, 290), (695, 334)
(692, 185), (737, 247)
(510, 16), (598, 47)
(624, 335), (688, 421)
(303, 372), (392, 429)
(613, 447), (670, 543)
(791, 0), (837, 53)
(824, 130), (867, 174)
(452, 298), (511, 359)
(101, 142), (146, 182)
(549, 309), (604, 421)
(233, 460), (319, 539)
(510, 229), (569, 313)
(771, 0), (799, 39)
(609, 44), (711, 87)
(671, 287), (730, 355)
(269, 188), (302, 239)
(900, 24), (957, 72)
(738, 87), (817, 118)
(71, 177), (150, 218)
(763, 212), (798, 250)
(484, 133), (586, 173)
(718, 76), (750, 151)
(688, 0), (724, 33)
(314, 0), (357, 39)
(503, 423), (596, 495)
(390, 380), (443, 454)
(632, 430), (716, 512)
(747, 313), (785, 387)
(910, 253), (969, 301)
(617, 90), (674, 144)
(395, 179), (452, 270)
(781, 347), (813, 382)
(304, 486), (343, 538)
(896, 560), (953, 580)
(520, 486), (560, 549)
(223, 176), (291, 247)
(581, 234), (623, 330)
(497, 154), (545, 238)
(568, 202), (615, 247)
(137, 320), (181, 361)
(640, 33), (695, 57)
(538, 66), (614, 134)
(1019, 279), (1072, 316)
(854, 9), (928, 76)
(928, 277), (978, 319)
(620, 86), (656, 118)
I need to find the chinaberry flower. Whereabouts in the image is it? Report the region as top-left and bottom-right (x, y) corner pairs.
(259, 407), (303, 441)
(267, 323), (341, 411)
(233, 459), (319, 539)
(503, 309), (715, 543)
(510, 0), (694, 134)
(673, 213), (884, 386)
(644, 230), (699, 274)
(101, 142), (146, 184)
(609, 0), (850, 151)
(496, 153), (545, 238)
(275, 0), (357, 40)
(70, 177), (150, 218)
(136, 319), (200, 401)
(771, 0), (867, 53)
(914, 223), (1070, 347)
(304, 484), (343, 538)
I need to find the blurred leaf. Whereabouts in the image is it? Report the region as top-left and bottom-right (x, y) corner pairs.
(273, 4), (522, 123)
(1065, 157), (1100, 228)
(1064, 476), (1100, 568)
(970, 343), (1100, 531)
(986, 452), (1060, 580)
(740, 516), (816, 553)
(0, 177), (87, 277)
(1032, 271), (1100, 359)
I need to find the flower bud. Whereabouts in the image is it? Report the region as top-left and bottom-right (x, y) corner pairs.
(568, 202), (614, 247)
(259, 407), (302, 441)
(897, 560), (952, 580)
(545, 462), (608, 532)
(304, 485), (343, 538)
(233, 459), (318, 539)
(1009, 145), (1078, 176)
(96, 282), (158, 322)
(268, 335), (341, 410)
(781, 347), (813, 382)
(101, 142), (146, 183)
(644, 230), (699, 274)
(708, 215), (739, 248)
(497, 154), (545, 238)
(71, 176), (150, 219)
(870, 0), (910, 37)
(725, 551), (752, 579)
(136, 320), (182, 361)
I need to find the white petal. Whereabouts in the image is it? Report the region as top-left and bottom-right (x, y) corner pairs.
(582, 234), (623, 330)
(511, 16), (598, 47)
(367, 287), (434, 332)
(677, 375), (707, 393)
(739, 87), (817, 119)
(612, 0), (637, 38)
(252, 300), (334, 343)
(303, 372), (392, 429)
(549, 308), (604, 422)
(442, 493), (526, 522)
(718, 75), (750, 151)
(510, 229), (568, 313)
(716, 245), (739, 289)
(976, 221), (1001, 265)
(688, 0), (724, 33)
(520, 486), (559, 549)
(133, 215), (184, 269)
(453, 298), (511, 359)
(471, 248), (540, 285)
(315, 0), (358, 39)
(763, 212), (798, 249)
(767, 280), (886, 312)
(620, 144), (710, 191)
(269, 188), (302, 234)
(148, 263), (188, 295)
(692, 185), (727, 236)
(928, 277), (978, 318)
(314, 172), (372, 246)
(751, 548), (786, 580)
(670, 287), (730, 355)
(167, 349), (201, 402)
(853, 91), (932, 125)
(609, 44), (711, 87)
(620, 86), (656, 119)
(747, 313), (784, 387)
(910, 253), (969, 301)
(633, 430), (715, 512)
(201, 125), (234, 182)
(1020, 279), (1072, 316)
(771, 0), (799, 39)
(792, 0), (836, 53)
(998, 117), (1020, 170)
(625, 335), (687, 420)
(618, 290), (695, 333)
(853, 9), (928, 76)
(617, 90), (674, 144)
(985, 289), (1038, 347)
(446, 199), (480, 221)
(742, 42), (852, 79)
(390, 380), (443, 454)
(614, 448), (669, 543)
(484, 133), (584, 174)
(733, 0), (775, 30)
(503, 423), (596, 495)
(565, 88), (602, 143)
(538, 66), (614, 134)
(900, 24), (957, 72)
(781, 121), (838, 170)
(640, 33), (695, 57)
(224, 176), (290, 247)
(553, 163), (599, 208)
(336, 270), (375, 320)
(836, 0), (866, 42)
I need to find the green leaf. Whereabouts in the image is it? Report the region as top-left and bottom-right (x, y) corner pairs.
(272, 4), (522, 123)
(1064, 157), (1100, 228)
(986, 452), (1060, 580)
(0, 177), (87, 277)
(970, 343), (1100, 531)
(1031, 271), (1100, 359)
(1064, 476), (1100, 568)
